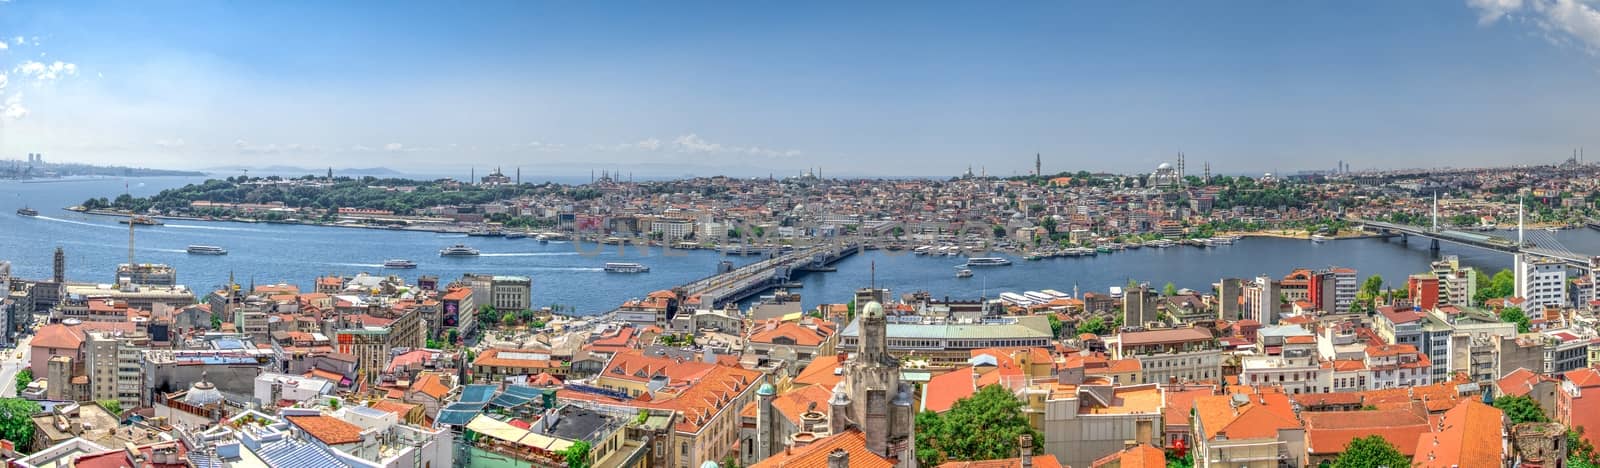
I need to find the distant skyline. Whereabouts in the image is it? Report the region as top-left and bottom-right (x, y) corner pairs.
(1, 1), (1598, 177)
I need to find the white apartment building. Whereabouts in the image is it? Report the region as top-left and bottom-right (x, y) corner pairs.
(1516, 254), (1568, 313)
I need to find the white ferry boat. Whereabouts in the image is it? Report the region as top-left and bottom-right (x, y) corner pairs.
(383, 259), (418, 269)
(955, 268), (973, 278)
(439, 244), (480, 256)
(186, 245), (228, 255)
(963, 257), (1012, 267)
(604, 262), (650, 273)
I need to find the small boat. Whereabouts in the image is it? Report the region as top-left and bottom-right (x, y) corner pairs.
(467, 227), (504, 237)
(439, 244), (480, 256)
(505, 231), (528, 239)
(1023, 253), (1043, 261)
(963, 257), (1012, 267)
(1546, 227), (1561, 233)
(1311, 234), (1330, 243)
(383, 259), (418, 269)
(15, 207), (38, 217)
(913, 246), (932, 256)
(119, 215), (163, 226)
(604, 262), (650, 273)
(955, 268), (973, 278)
(186, 245), (228, 255)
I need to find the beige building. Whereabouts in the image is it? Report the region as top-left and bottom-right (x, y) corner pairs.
(1036, 378), (1164, 468)
(1113, 327), (1221, 384)
(1190, 388), (1305, 468)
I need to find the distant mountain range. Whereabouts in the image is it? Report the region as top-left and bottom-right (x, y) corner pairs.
(203, 165), (408, 177)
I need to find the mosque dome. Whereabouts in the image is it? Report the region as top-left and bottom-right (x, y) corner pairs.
(1157, 162), (1173, 170)
(757, 383), (776, 396)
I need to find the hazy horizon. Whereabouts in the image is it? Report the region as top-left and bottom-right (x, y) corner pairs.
(2, 1), (1598, 177)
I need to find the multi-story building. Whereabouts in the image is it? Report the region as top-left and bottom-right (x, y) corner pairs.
(1364, 344), (1432, 389)
(1516, 254), (1568, 313)
(743, 317), (839, 369)
(1243, 276), (1281, 324)
(115, 263), (176, 286)
(1408, 274), (1441, 311)
(1239, 335), (1321, 394)
(1191, 388), (1305, 468)
(462, 273), (532, 312)
(837, 314), (1053, 369)
(651, 217), (696, 240)
(1431, 255), (1478, 307)
(1112, 327), (1220, 384)
(1036, 377), (1163, 468)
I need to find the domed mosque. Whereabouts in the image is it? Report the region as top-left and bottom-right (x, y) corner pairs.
(183, 371), (226, 407)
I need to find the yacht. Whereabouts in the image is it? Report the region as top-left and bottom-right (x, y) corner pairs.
(15, 207), (37, 217)
(186, 245), (228, 255)
(439, 244), (481, 256)
(383, 259), (418, 269)
(955, 268), (973, 278)
(1546, 227), (1561, 233)
(1311, 234), (1331, 243)
(963, 257), (1012, 267)
(604, 262), (650, 273)
(913, 246), (932, 255)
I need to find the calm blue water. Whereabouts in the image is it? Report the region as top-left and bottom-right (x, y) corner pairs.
(1, 176), (1595, 314)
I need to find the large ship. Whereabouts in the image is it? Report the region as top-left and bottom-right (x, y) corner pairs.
(604, 262), (650, 273)
(383, 259), (418, 269)
(963, 257), (1012, 267)
(186, 245), (228, 255)
(439, 244), (481, 256)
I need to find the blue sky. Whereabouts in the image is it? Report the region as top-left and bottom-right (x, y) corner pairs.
(1, 0), (1598, 178)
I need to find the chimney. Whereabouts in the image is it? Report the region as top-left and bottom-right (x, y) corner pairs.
(1019, 434), (1034, 468)
(827, 448), (850, 468)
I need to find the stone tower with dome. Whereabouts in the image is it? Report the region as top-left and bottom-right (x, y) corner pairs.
(828, 300), (917, 467)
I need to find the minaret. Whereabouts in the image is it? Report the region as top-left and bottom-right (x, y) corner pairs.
(516, 167), (521, 185)
(1204, 162), (1211, 185)
(1035, 153), (1041, 176)
(470, 167), (475, 185)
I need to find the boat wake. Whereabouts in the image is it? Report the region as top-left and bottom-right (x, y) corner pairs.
(328, 262), (384, 268)
(166, 224), (263, 232)
(34, 216), (123, 230)
(530, 267), (604, 272)
(478, 252), (580, 257)
(437, 234), (468, 238)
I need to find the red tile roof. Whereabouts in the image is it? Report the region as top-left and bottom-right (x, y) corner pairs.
(1089, 444), (1165, 468)
(287, 415), (365, 445)
(922, 368), (977, 413)
(1413, 399), (1505, 468)
(749, 429), (895, 468)
(940, 455), (1066, 468)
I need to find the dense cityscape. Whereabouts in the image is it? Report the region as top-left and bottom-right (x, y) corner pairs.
(0, 154), (1597, 468)
(9, 1), (1600, 467)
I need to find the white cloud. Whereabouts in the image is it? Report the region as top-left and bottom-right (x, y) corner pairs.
(1469, 0), (1525, 24)
(596, 134), (801, 158)
(673, 133), (723, 153)
(0, 41), (8, 51)
(1470, 0), (1600, 54)
(154, 138), (186, 149)
(13, 60), (78, 82)
(383, 142), (405, 152)
(0, 73), (7, 90)
(1, 93), (25, 120)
